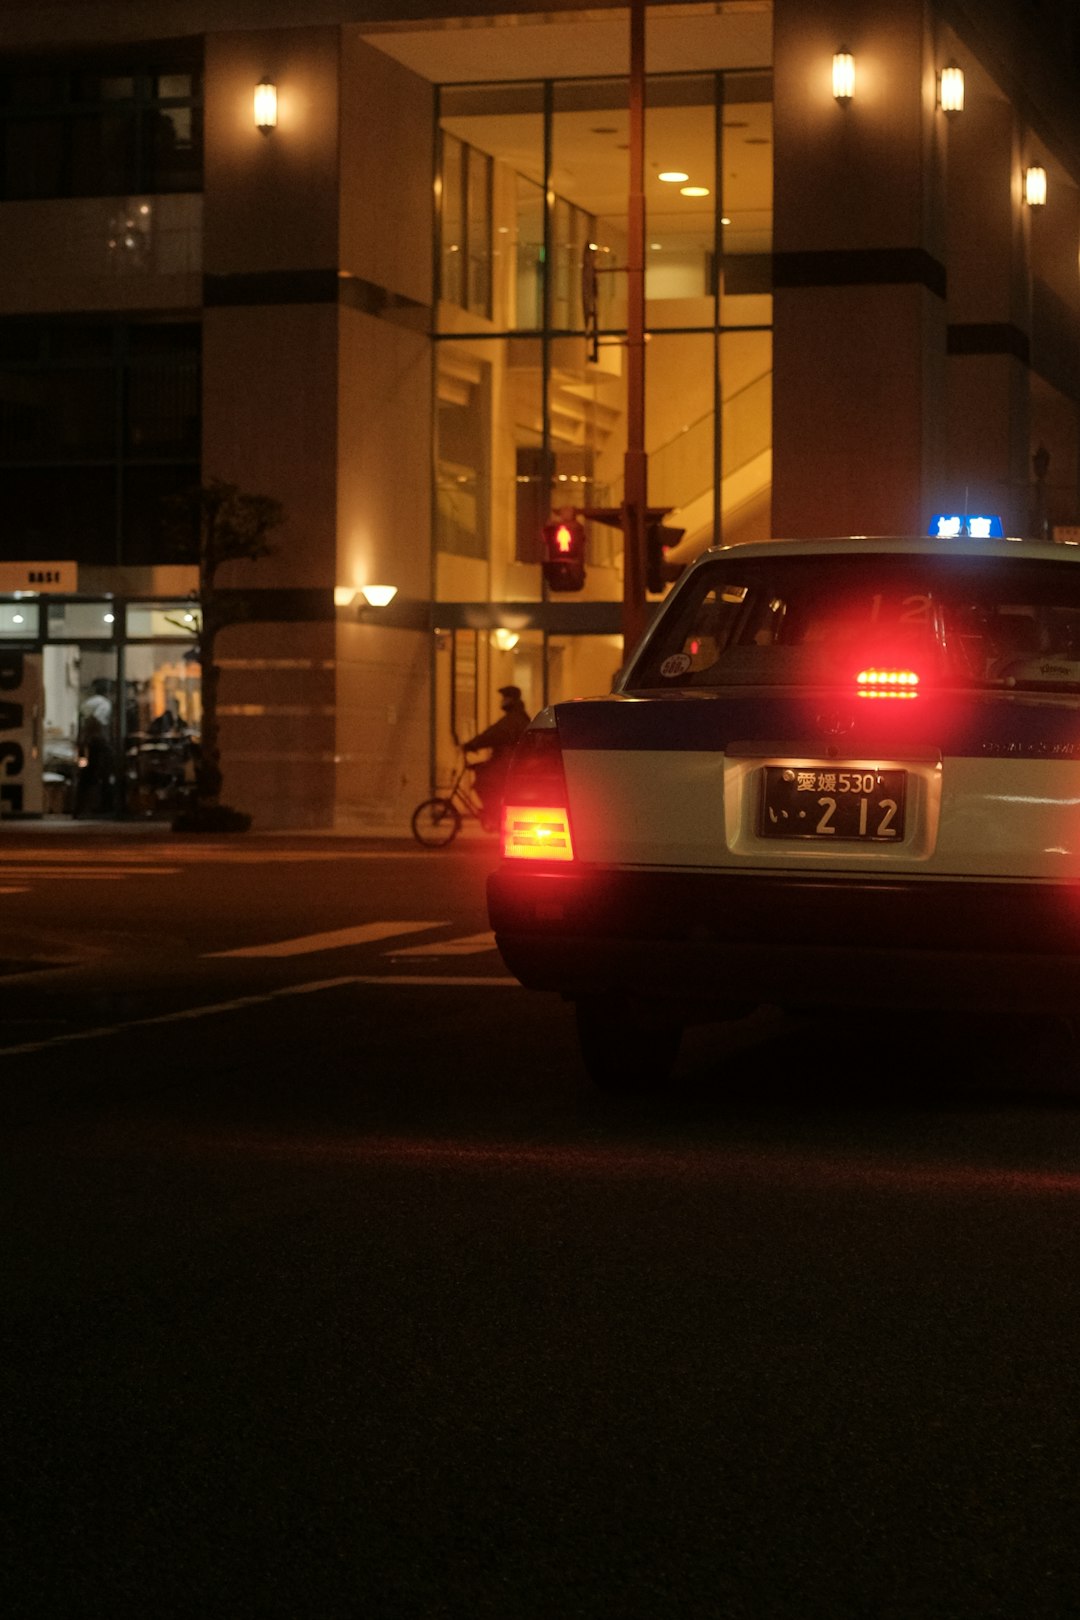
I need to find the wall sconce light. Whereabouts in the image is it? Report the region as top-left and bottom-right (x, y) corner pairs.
(333, 586), (357, 608)
(832, 50), (855, 103)
(254, 79), (278, 134)
(491, 628), (520, 652)
(937, 63), (965, 115)
(1024, 164), (1047, 208)
(360, 585), (397, 608)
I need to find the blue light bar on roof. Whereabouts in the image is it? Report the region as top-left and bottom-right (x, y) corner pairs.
(929, 513), (1005, 539)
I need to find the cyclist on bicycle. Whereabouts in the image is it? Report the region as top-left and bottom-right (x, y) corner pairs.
(462, 685), (531, 831)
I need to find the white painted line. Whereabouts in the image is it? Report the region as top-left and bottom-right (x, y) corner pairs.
(0, 973), (521, 1057)
(389, 930), (498, 958)
(0, 867), (181, 879)
(354, 975), (518, 987)
(205, 920), (446, 959)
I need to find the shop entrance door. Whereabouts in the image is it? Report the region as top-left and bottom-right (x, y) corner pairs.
(0, 647), (44, 816)
(42, 644), (120, 818)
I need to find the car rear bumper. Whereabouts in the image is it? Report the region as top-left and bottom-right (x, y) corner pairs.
(487, 863), (1080, 1018)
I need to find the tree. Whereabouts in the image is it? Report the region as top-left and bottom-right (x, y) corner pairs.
(163, 477), (284, 831)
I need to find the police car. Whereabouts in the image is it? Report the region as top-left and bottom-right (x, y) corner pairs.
(487, 521), (1080, 1092)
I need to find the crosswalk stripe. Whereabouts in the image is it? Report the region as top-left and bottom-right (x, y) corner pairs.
(388, 930), (497, 958)
(205, 920), (446, 959)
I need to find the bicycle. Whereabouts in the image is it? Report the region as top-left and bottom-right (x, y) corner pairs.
(410, 756), (500, 847)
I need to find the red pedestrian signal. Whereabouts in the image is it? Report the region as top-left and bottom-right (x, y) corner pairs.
(542, 516), (586, 592)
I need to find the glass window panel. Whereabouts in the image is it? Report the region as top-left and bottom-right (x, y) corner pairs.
(435, 344), (489, 581)
(0, 326), (44, 363)
(6, 467), (117, 564)
(47, 600), (117, 638)
(4, 74), (61, 108)
(466, 144), (492, 318)
(439, 82), (544, 333)
(155, 74), (193, 100)
(0, 367), (115, 461)
(49, 324), (115, 361)
(125, 600), (200, 638)
(126, 362), (199, 458)
(716, 327), (772, 546)
(513, 175), (544, 331)
(0, 602), (39, 638)
(68, 111), (136, 195)
(2, 118), (64, 198)
(645, 76), (715, 329)
(97, 76), (135, 101)
(646, 330), (716, 559)
(144, 105), (201, 191)
(552, 79), (629, 335)
(121, 463), (200, 567)
(440, 133), (464, 309)
(720, 75), (773, 328)
(502, 335), (544, 587)
(128, 323), (199, 358)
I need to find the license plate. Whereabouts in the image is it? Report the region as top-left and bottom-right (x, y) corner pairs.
(760, 766), (906, 842)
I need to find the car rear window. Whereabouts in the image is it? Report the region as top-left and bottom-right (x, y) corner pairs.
(627, 552), (1080, 693)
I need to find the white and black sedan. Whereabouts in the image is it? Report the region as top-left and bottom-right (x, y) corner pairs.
(488, 531), (1080, 1091)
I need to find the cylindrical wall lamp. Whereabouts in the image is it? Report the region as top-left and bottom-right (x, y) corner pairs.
(254, 79), (278, 133)
(1024, 165), (1047, 208)
(832, 50), (855, 103)
(937, 63), (965, 115)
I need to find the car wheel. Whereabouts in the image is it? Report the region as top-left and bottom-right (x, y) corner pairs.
(573, 996), (683, 1096)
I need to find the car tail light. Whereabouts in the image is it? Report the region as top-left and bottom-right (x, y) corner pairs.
(500, 723), (575, 861)
(856, 667), (920, 699)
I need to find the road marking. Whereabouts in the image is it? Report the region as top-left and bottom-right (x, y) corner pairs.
(353, 975), (518, 987)
(388, 930), (497, 958)
(0, 973), (521, 1056)
(205, 920), (446, 959)
(0, 867), (180, 879)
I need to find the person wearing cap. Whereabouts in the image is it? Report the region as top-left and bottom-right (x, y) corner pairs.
(462, 685), (531, 831)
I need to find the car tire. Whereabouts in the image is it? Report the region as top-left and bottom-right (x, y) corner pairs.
(573, 996), (683, 1096)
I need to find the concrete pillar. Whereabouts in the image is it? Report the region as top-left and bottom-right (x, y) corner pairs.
(202, 26), (341, 826)
(772, 0), (947, 538)
(944, 77), (1031, 534)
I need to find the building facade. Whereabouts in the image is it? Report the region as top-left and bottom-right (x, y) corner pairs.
(1, 0), (1078, 828)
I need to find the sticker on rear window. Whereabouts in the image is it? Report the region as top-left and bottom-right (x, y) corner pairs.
(660, 653), (692, 677)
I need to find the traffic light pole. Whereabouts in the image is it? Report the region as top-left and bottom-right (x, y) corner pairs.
(621, 0), (648, 657)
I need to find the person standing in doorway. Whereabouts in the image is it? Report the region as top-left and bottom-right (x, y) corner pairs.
(462, 684), (531, 832)
(75, 678), (114, 817)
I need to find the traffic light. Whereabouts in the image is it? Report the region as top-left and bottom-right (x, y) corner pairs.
(646, 520), (686, 594)
(542, 515), (586, 592)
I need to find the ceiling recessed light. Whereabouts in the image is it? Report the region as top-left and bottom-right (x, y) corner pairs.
(649, 242), (662, 250)
(658, 170), (689, 183)
(720, 215), (731, 225)
(680, 185), (710, 198)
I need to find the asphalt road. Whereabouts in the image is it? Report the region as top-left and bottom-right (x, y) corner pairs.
(2, 829), (1080, 1618)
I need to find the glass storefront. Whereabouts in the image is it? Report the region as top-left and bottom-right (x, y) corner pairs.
(0, 595), (200, 819)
